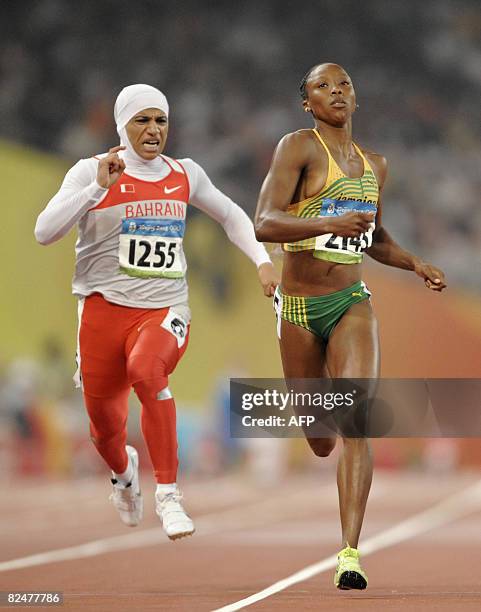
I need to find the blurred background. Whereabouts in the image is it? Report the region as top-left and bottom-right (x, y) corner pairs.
(1, 0), (481, 486)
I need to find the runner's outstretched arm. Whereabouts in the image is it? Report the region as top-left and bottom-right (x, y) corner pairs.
(183, 158), (279, 296)
(366, 198), (447, 292)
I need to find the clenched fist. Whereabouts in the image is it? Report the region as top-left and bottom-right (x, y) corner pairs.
(324, 211), (375, 238)
(257, 261), (280, 297)
(414, 260), (447, 292)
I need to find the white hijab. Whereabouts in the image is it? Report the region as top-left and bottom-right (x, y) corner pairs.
(114, 84), (170, 172)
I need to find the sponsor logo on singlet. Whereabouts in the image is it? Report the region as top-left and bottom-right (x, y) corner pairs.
(315, 198), (377, 255)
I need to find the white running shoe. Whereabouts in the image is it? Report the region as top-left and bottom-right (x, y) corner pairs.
(155, 487), (195, 540)
(109, 446), (143, 527)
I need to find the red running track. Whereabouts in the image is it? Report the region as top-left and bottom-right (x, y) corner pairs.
(1, 471), (481, 611)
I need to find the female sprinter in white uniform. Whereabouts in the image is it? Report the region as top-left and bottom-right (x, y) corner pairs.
(35, 84), (277, 540)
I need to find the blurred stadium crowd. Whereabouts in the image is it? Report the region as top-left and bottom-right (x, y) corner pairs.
(1, 0), (480, 480)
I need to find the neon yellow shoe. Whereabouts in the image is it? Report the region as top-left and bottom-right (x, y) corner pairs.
(334, 546), (368, 590)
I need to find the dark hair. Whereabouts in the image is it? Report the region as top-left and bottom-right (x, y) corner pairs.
(299, 64), (319, 100)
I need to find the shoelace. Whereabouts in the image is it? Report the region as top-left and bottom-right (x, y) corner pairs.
(156, 492), (190, 520)
(157, 492), (183, 509)
(339, 547), (359, 559)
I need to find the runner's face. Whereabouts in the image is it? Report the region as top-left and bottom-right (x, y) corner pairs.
(125, 108), (169, 159)
(304, 64), (356, 126)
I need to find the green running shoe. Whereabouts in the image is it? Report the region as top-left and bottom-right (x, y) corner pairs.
(334, 546), (368, 590)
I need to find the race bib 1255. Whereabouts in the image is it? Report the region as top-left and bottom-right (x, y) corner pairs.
(119, 218), (185, 278)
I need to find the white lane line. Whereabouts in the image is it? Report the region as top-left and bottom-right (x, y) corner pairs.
(0, 483), (340, 574)
(212, 478), (481, 612)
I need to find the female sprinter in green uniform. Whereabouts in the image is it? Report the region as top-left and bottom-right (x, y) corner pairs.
(254, 62), (446, 590)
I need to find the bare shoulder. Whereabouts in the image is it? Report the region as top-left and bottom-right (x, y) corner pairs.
(359, 146), (388, 187)
(278, 128), (317, 149)
(274, 128), (319, 166)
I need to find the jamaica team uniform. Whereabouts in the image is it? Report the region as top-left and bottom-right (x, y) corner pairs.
(275, 129), (379, 341)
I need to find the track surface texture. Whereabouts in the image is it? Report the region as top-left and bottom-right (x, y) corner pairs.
(1, 471), (481, 611)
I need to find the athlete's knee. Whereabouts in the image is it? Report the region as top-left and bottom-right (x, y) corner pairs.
(127, 353), (168, 385)
(308, 437), (337, 457)
(133, 374), (172, 405)
(155, 385), (173, 401)
(84, 395), (128, 439)
(89, 424), (125, 448)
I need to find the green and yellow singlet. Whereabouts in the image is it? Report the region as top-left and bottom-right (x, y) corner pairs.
(284, 129), (379, 264)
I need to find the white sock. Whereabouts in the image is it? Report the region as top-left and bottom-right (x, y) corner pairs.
(113, 456), (133, 487)
(156, 483), (177, 497)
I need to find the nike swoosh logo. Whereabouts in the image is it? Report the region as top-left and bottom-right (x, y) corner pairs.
(164, 185), (182, 194)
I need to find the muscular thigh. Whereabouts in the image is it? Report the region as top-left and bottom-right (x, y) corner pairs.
(279, 319), (326, 378)
(79, 296), (129, 396)
(126, 311), (190, 384)
(325, 301), (379, 438)
(326, 300), (380, 379)
(280, 319), (336, 454)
